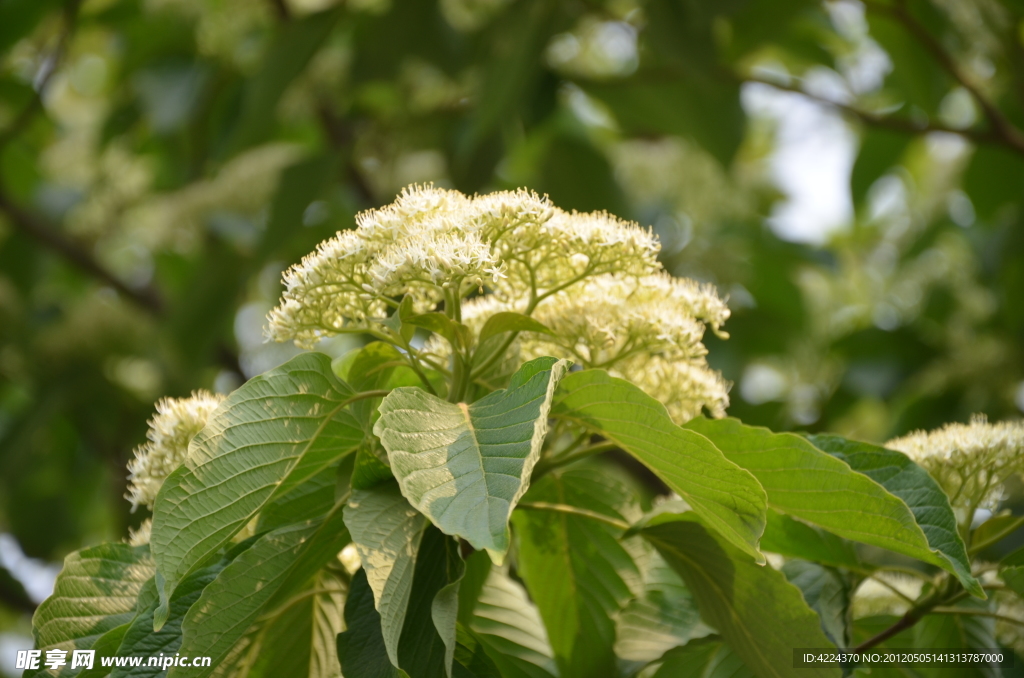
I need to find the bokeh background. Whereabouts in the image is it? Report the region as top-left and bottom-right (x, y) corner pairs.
(1, 0), (1023, 669)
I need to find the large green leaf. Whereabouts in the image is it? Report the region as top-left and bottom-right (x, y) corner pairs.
(343, 483), (428, 669)
(551, 370), (767, 562)
(650, 636), (755, 678)
(806, 434), (980, 596)
(374, 357), (569, 562)
(782, 561), (850, 649)
(174, 505), (351, 678)
(469, 568), (557, 678)
(512, 469), (641, 678)
(337, 569), (410, 678)
(151, 353), (364, 626)
(396, 526), (461, 678)
(614, 550), (707, 670)
(760, 510), (863, 571)
(109, 561), (228, 678)
(240, 567), (347, 678)
(686, 418), (947, 577)
(914, 601), (1000, 678)
(29, 544), (155, 678)
(642, 513), (840, 678)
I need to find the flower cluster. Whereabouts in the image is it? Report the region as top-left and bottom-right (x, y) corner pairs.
(126, 390), (225, 512)
(266, 185), (661, 348)
(886, 415), (1024, 512)
(430, 272), (731, 423)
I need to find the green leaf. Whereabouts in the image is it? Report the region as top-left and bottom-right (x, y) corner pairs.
(582, 78), (744, 167)
(641, 513), (841, 678)
(343, 483), (428, 669)
(476, 312), (552, 345)
(346, 342), (422, 432)
(850, 129), (911, 207)
(782, 561), (850, 649)
(552, 370), (767, 562)
(760, 510), (863, 571)
(1000, 566), (1024, 597)
(914, 600), (1000, 678)
(397, 526), (461, 678)
(806, 433), (980, 596)
(175, 505), (351, 678)
(614, 549), (707, 670)
(650, 636), (756, 678)
(29, 543), (155, 678)
(110, 560), (228, 678)
(402, 312), (470, 350)
(151, 353), (363, 626)
(337, 568), (410, 678)
(228, 8), (343, 151)
(241, 567), (347, 678)
(374, 357), (569, 561)
(469, 568), (557, 678)
(686, 418), (947, 577)
(453, 626), (504, 678)
(512, 469), (641, 678)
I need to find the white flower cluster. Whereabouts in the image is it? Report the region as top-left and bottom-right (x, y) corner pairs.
(430, 273), (731, 423)
(266, 185), (661, 348)
(126, 390), (225, 512)
(887, 415), (1024, 511)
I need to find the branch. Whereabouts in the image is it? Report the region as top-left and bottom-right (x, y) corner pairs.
(0, 189), (165, 314)
(863, 0), (1024, 155)
(740, 74), (1019, 155)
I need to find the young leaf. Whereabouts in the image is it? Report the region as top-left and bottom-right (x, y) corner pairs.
(806, 433), (981, 597)
(337, 569), (411, 678)
(476, 312), (552, 345)
(469, 568), (558, 678)
(175, 506), (351, 678)
(686, 418), (953, 581)
(151, 353), (364, 626)
(374, 357), (569, 562)
(641, 513), (841, 678)
(29, 544), (155, 678)
(551, 369), (767, 562)
(343, 483), (428, 669)
(512, 469), (641, 678)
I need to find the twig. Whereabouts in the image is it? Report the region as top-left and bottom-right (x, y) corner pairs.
(931, 607), (1024, 627)
(516, 501), (631, 531)
(740, 74), (1017, 155)
(0, 189), (165, 314)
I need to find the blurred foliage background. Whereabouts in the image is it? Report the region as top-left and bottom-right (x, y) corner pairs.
(1, 0), (1023, 668)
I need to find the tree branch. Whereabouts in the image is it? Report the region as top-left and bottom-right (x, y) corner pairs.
(863, 0), (1024, 155)
(740, 74), (1020, 155)
(0, 189), (165, 314)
